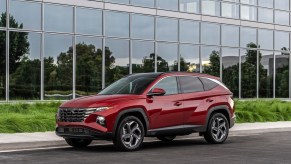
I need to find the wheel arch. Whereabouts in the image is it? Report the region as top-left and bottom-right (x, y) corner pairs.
(205, 105), (231, 130)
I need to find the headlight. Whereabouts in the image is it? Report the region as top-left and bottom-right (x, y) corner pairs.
(96, 116), (106, 127)
(95, 107), (111, 112)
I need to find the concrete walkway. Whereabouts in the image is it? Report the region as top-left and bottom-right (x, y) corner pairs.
(1, 121), (291, 151)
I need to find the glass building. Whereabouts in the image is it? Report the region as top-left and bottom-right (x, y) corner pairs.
(0, 0), (290, 101)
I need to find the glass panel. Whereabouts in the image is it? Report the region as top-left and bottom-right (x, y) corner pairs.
(221, 2), (239, 19)
(258, 0), (273, 8)
(221, 25), (239, 47)
(179, 76), (204, 93)
(241, 5), (257, 21)
(258, 29), (273, 50)
(179, 0), (200, 13)
(132, 41), (155, 73)
(275, 0), (289, 11)
(275, 10), (289, 26)
(44, 34), (73, 100)
(240, 0), (257, 5)
(241, 48), (258, 98)
(132, 14), (154, 40)
(105, 0), (129, 4)
(275, 31), (289, 51)
(157, 42), (178, 72)
(131, 0), (155, 8)
(0, 31), (5, 100)
(258, 8), (273, 24)
(76, 7), (102, 35)
(157, 17), (178, 42)
(9, 32), (40, 100)
(240, 27), (257, 48)
(0, 0), (5, 27)
(44, 4), (73, 33)
(201, 46), (220, 77)
(222, 48), (239, 97)
(201, 22), (220, 45)
(180, 20), (199, 44)
(76, 37), (102, 97)
(105, 39), (129, 86)
(105, 11), (129, 38)
(10, 0), (41, 30)
(180, 44), (200, 72)
(259, 51), (273, 98)
(202, 0), (220, 16)
(154, 77), (178, 95)
(275, 52), (289, 98)
(157, 0), (178, 11)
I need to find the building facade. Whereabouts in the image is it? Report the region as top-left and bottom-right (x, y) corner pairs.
(0, 0), (290, 101)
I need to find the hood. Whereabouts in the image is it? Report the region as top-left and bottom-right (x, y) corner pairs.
(60, 94), (144, 108)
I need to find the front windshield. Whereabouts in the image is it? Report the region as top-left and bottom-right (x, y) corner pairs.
(99, 74), (158, 95)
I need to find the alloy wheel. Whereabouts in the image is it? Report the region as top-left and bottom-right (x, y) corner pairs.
(211, 117), (227, 142)
(121, 120), (142, 149)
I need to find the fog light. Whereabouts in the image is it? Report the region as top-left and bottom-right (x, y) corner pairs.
(96, 116), (106, 127)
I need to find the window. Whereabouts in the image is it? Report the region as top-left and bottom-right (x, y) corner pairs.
(157, 0), (179, 11)
(200, 78), (219, 91)
(221, 25), (239, 47)
(258, 29), (273, 50)
(221, 2), (239, 19)
(0, 0), (5, 27)
(201, 46), (220, 77)
(240, 27), (257, 48)
(201, 23), (220, 45)
(76, 7), (102, 35)
(240, 0), (257, 5)
(105, 0), (129, 4)
(275, 52), (289, 98)
(275, 11), (289, 26)
(259, 50), (273, 98)
(0, 31), (5, 100)
(202, 0), (220, 16)
(132, 41), (155, 73)
(105, 11), (129, 38)
(180, 44), (200, 72)
(157, 17), (178, 41)
(275, 0), (289, 11)
(241, 5), (257, 21)
(154, 77), (178, 95)
(157, 43), (178, 72)
(258, 0), (273, 8)
(180, 20), (199, 44)
(258, 8), (273, 24)
(275, 31), (289, 51)
(132, 14), (154, 40)
(131, 0), (154, 8)
(179, 76), (204, 93)
(180, 0), (200, 13)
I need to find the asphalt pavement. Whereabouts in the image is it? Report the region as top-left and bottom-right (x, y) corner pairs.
(0, 130), (291, 164)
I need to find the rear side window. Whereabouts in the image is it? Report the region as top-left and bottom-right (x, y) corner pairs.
(179, 76), (204, 93)
(154, 76), (178, 95)
(200, 78), (219, 91)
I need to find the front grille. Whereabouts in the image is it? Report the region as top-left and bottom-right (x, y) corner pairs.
(58, 108), (97, 122)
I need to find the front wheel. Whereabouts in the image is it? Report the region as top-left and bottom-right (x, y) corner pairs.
(204, 113), (229, 144)
(114, 116), (145, 151)
(65, 138), (92, 148)
(157, 136), (176, 142)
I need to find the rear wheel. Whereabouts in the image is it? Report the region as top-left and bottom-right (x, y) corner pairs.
(204, 113), (229, 144)
(65, 138), (92, 148)
(157, 136), (176, 142)
(114, 116), (145, 151)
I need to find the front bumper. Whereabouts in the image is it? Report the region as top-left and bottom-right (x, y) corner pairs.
(56, 126), (112, 140)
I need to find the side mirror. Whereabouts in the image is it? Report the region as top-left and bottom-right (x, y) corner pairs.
(147, 88), (166, 97)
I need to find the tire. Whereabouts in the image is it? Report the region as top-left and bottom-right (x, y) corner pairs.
(113, 116), (145, 151)
(157, 136), (176, 142)
(204, 113), (229, 144)
(65, 138), (92, 148)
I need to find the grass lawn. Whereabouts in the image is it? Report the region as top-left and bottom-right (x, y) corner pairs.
(0, 100), (291, 133)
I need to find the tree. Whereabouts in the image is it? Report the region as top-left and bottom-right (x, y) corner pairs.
(203, 50), (220, 77)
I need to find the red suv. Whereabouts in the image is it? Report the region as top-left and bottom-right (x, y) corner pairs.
(56, 72), (235, 151)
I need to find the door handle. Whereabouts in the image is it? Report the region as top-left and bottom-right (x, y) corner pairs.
(174, 101), (182, 106)
(206, 99), (214, 103)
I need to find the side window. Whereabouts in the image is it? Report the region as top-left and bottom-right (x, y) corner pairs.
(153, 76), (178, 95)
(200, 77), (219, 91)
(179, 76), (204, 93)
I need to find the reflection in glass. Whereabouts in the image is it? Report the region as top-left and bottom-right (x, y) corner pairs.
(259, 51), (273, 98)
(180, 44), (200, 73)
(201, 46), (220, 77)
(258, 8), (273, 24)
(131, 0), (154, 8)
(275, 0), (289, 11)
(0, 31), (5, 100)
(221, 2), (239, 19)
(105, 11), (129, 38)
(9, 32), (40, 100)
(258, 0), (273, 8)
(76, 37), (102, 97)
(76, 7), (102, 35)
(180, 20), (199, 44)
(240, 0), (257, 5)
(179, 0), (200, 13)
(132, 41), (155, 73)
(10, 0), (41, 30)
(240, 27), (257, 48)
(275, 11), (289, 26)
(201, 23), (220, 45)
(44, 34), (73, 100)
(105, 0), (129, 4)
(157, 17), (178, 42)
(0, 1), (5, 26)
(222, 48), (239, 97)
(105, 39), (129, 86)
(44, 4), (73, 33)
(275, 52), (289, 98)
(258, 29), (273, 50)
(241, 46), (257, 98)
(157, 0), (178, 11)
(221, 25), (239, 47)
(241, 5), (257, 21)
(157, 43), (178, 72)
(131, 14), (154, 40)
(202, 0), (220, 16)
(275, 31), (289, 51)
